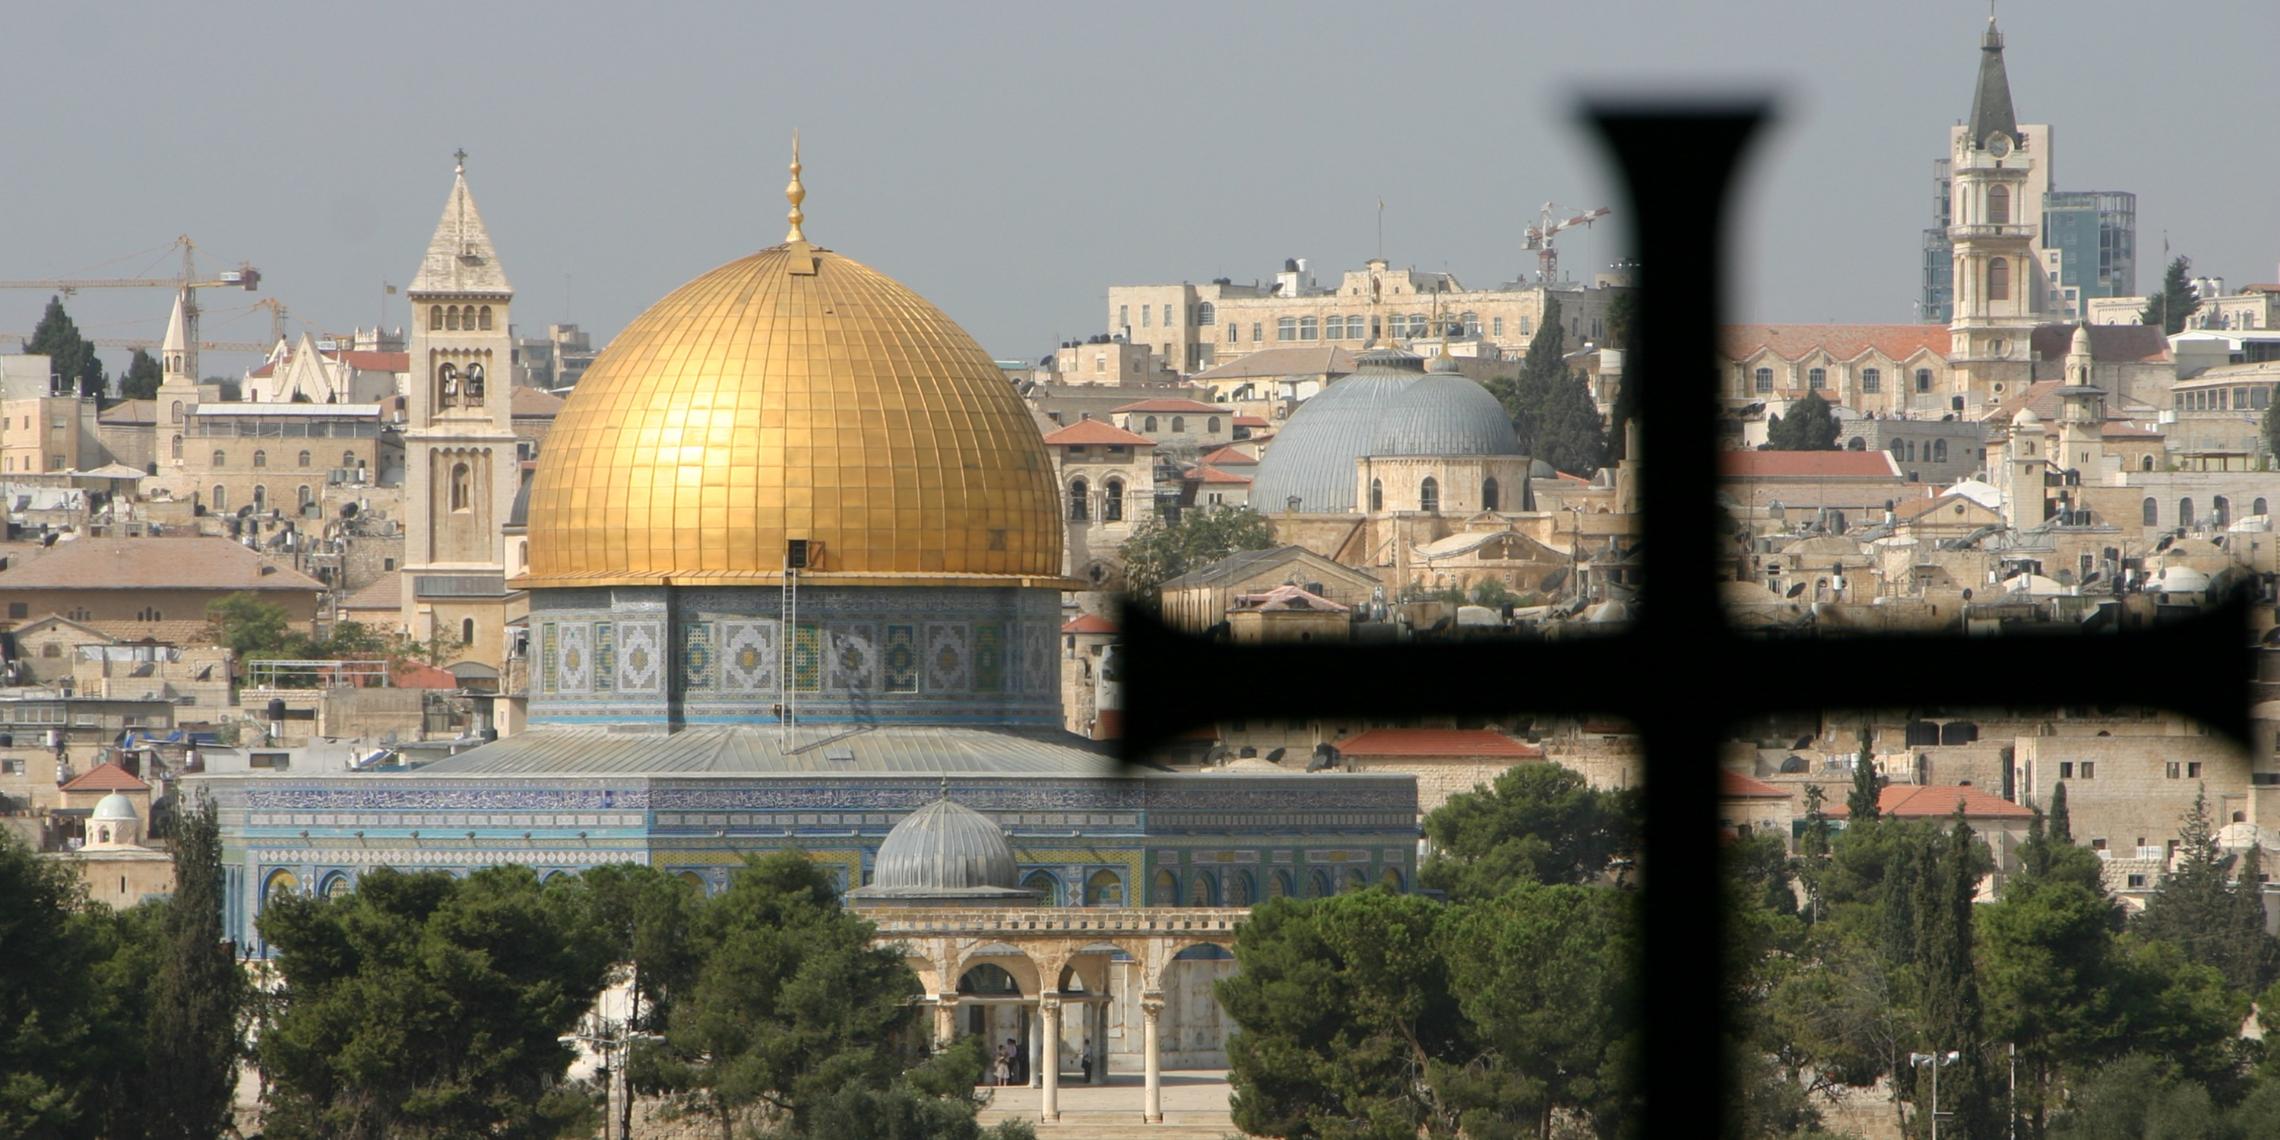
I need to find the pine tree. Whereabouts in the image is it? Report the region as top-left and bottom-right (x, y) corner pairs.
(2141, 255), (2202, 335)
(140, 794), (248, 1139)
(120, 348), (164, 400)
(1847, 735), (1881, 823)
(2136, 784), (2275, 993)
(1487, 296), (1607, 475)
(23, 295), (105, 396)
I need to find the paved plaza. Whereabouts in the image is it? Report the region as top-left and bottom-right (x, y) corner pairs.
(978, 1069), (1239, 1137)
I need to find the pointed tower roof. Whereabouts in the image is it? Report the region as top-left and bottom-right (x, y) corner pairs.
(1966, 17), (2018, 150)
(409, 153), (512, 296)
(161, 292), (188, 356)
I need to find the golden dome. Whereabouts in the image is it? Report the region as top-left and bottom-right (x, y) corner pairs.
(524, 241), (1066, 588)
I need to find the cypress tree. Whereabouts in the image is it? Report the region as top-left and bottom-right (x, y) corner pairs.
(1847, 735), (1881, 823)
(140, 794), (247, 1139)
(2049, 781), (2071, 845)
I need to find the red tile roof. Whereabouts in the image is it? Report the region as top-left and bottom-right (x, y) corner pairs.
(1112, 397), (1222, 414)
(1199, 445), (1258, 466)
(340, 350), (410, 372)
(1040, 420), (1156, 447)
(1717, 451), (1902, 479)
(1337, 728), (1542, 758)
(1718, 324), (1952, 363)
(1827, 784), (2030, 820)
(60, 761), (149, 793)
(1187, 464), (1253, 485)
(1060, 612), (1118, 634)
(1720, 770), (1789, 799)
(2029, 323), (2169, 364)
(1233, 414), (1272, 427)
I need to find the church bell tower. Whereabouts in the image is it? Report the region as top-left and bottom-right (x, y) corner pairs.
(402, 152), (518, 663)
(1947, 16), (2041, 414)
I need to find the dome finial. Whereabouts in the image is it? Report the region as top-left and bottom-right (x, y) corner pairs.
(785, 130), (807, 243)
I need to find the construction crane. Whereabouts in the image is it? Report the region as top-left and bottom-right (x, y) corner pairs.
(1522, 202), (1611, 284)
(0, 235), (261, 382)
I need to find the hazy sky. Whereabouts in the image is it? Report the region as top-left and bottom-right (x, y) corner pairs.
(4, 1), (2276, 377)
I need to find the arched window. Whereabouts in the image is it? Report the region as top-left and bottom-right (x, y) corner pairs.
(1196, 302), (1215, 326)
(251, 485), (267, 513)
(1084, 869), (1124, 906)
(1380, 866), (1405, 891)
(2258, 498), (2270, 517)
(1206, 416), (1219, 434)
(478, 306), (493, 330)
(2142, 455), (2156, 472)
(2180, 498), (2195, 527)
(1022, 870), (1062, 906)
(210, 486), (226, 512)
(1370, 479), (1383, 511)
(1932, 439), (1948, 462)
(429, 305), (443, 330)
(211, 449), (227, 468)
(1171, 416), (1186, 433)
(1068, 477), (1089, 522)
(1309, 869), (1334, 898)
(1988, 184), (2010, 225)
(1267, 870), (1292, 899)
(263, 869), (300, 903)
(461, 618), (476, 645)
(252, 449), (267, 468)
(1187, 870), (1218, 907)
(1224, 870), (1254, 906)
(1276, 317), (1297, 341)
(438, 363), (460, 408)
(297, 449), (311, 468)
(1419, 476), (1440, 513)
(1298, 316), (1317, 340)
(1807, 367), (1826, 389)
(464, 363), (486, 407)
(2214, 496), (2230, 527)
(1340, 867), (1369, 893)
(445, 306), (460, 331)
(450, 462), (472, 512)
(1152, 869), (1180, 906)
(297, 484), (313, 511)
(1989, 258), (2010, 301)
(1903, 440), (1915, 462)
(170, 400), (183, 424)
(1346, 315), (1366, 339)
(1754, 368), (1774, 393)
(170, 436), (182, 460)
(1916, 368), (1933, 393)
(1143, 415), (1158, 432)
(1103, 478), (1124, 522)
(1482, 477), (1500, 511)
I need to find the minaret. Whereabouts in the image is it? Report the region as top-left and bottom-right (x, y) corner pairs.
(1946, 16), (2041, 415)
(2005, 407), (2047, 529)
(401, 151), (518, 670)
(2054, 323), (2107, 480)
(156, 291), (200, 476)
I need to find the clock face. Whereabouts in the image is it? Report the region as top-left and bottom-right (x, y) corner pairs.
(1988, 134), (2012, 158)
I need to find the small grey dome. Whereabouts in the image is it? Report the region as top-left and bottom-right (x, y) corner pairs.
(856, 798), (1032, 901)
(1368, 375), (1520, 457)
(91, 792), (138, 821)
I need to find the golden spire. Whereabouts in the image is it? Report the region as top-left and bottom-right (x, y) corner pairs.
(784, 130), (807, 244)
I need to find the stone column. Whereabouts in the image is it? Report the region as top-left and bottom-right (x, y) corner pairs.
(1040, 995), (1062, 1122)
(933, 996), (958, 1049)
(1027, 1001), (1043, 1089)
(1141, 994), (1164, 1123)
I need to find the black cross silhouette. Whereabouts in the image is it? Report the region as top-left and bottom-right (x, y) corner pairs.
(1119, 103), (2253, 1131)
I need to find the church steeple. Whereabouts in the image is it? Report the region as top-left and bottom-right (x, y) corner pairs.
(409, 152), (512, 296)
(160, 290), (189, 382)
(1966, 17), (2018, 151)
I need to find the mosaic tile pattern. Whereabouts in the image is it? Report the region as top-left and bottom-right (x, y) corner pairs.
(619, 621), (662, 694)
(789, 622), (823, 693)
(593, 622), (615, 693)
(682, 623), (715, 691)
(884, 624), (918, 692)
(974, 623), (1004, 693)
(924, 623), (970, 692)
(557, 623), (591, 692)
(540, 622), (557, 693)
(722, 620), (779, 693)
(827, 623), (880, 691)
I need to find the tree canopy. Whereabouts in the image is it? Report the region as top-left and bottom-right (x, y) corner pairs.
(1117, 504), (1276, 602)
(2142, 255), (2202, 335)
(120, 348), (164, 401)
(1420, 762), (1638, 900)
(22, 296), (105, 397)
(1486, 296), (1608, 475)
(1765, 390), (1841, 451)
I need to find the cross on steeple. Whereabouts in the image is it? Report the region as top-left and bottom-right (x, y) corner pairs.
(453, 148), (468, 172)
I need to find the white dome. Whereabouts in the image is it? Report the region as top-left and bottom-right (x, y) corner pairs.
(91, 792), (138, 821)
(855, 797), (1031, 901)
(2014, 407), (2041, 428)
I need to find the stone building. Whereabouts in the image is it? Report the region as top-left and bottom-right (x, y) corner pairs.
(1040, 418), (1157, 589)
(177, 403), (391, 519)
(47, 789), (174, 909)
(0, 535), (323, 631)
(1156, 545), (1380, 635)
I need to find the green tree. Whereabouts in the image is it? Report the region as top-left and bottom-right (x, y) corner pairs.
(22, 296), (104, 397)
(2137, 784), (2280, 994)
(0, 829), (109, 1137)
(1797, 783), (1834, 924)
(1420, 762), (1639, 901)
(139, 794), (248, 1140)
(1903, 815), (1997, 1139)
(2049, 781), (2072, 845)
(1487, 295), (1608, 475)
(1117, 504), (1276, 601)
(1219, 890), (1472, 1139)
(632, 851), (920, 1139)
(205, 591), (295, 658)
(1441, 881), (1643, 1137)
(1766, 390), (1841, 451)
(2141, 255), (2202, 335)
(120, 348), (164, 400)
(1846, 736), (1881, 824)
(1978, 848), (2123, 1135)
(256, 865), (614, 1139)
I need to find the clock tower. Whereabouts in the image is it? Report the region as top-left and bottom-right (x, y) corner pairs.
(1946, 17), (2041, 415)
(401, 153), (520, 680)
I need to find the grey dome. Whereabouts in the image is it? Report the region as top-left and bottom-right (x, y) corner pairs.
(1250, 350), (1428, 513)
(1368, 375), (1520, 457)
(92, 792), (138, 821)
(855, 798), (1032, 901)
